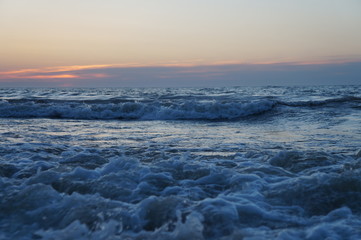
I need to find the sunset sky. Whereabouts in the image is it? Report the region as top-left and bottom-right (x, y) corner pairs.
(1, 0), (360, 87)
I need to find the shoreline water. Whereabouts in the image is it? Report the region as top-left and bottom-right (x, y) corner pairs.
(1, 86), (361, 239)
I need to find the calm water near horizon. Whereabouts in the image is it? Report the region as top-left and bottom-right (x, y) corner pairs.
(1, 85), (361, 239)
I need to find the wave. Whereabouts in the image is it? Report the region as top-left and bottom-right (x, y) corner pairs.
(0, 95), (359, 121)
(278, 96), (361, 107)
(0, 99), (276, 120)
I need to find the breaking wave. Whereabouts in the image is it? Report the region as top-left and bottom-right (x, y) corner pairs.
(0, 99), (277, 120)
(0, 96), (359, 121)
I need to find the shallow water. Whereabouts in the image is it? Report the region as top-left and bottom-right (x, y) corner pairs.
(0, 86), (361, 239)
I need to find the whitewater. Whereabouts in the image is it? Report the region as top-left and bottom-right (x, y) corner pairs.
(0, 85), (361, 239)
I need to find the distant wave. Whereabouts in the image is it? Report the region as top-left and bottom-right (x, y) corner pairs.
(278, 96), (361, 107)
(0, 96), (359, 121)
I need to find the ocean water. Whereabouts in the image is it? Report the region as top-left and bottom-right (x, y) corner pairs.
(0, 85), (361, 239)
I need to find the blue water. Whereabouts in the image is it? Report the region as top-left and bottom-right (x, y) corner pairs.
(0, 86), (361, 239)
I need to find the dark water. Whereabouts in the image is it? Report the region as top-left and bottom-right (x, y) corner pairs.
(0, 86), (361, 239)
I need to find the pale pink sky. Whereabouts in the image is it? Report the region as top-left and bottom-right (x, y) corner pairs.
(1, 0), (360, 86)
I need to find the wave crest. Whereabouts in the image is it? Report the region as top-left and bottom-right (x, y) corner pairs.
(1, 95), (359, 121)
(0, 99), (276, 120)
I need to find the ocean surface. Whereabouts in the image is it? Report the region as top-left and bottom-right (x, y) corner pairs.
(1, 86), (361, 239)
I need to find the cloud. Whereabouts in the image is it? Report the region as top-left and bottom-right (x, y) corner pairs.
(16, 74), (78, 79)
(0, 60), (360, 87)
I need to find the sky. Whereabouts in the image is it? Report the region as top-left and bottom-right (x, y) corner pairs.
(0, 0), (360, 87)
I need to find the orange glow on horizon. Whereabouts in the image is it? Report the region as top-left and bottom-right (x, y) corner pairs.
(0, 64), (115, 75)
(25, 74), (78, 79)
(0, 74), (78, 80)
(0, 59), (360, 81)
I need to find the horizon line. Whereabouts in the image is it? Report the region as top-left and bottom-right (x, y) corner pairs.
(1, 58), (361, 80)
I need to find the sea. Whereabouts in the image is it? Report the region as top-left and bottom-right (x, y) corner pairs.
(0, 85), (361, 239)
